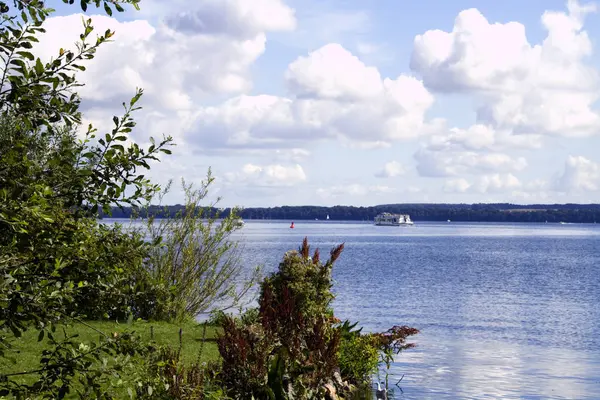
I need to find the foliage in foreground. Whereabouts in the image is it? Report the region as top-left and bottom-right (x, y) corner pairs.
(212, 238), (419, 400)
(129, 239), (419, 400)
(0, 0), (251, 398)
(142, 175), (261, 322)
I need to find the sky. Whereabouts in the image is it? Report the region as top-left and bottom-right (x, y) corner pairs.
(37, 0), (600, 206)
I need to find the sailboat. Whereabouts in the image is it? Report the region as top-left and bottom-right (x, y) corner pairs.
(326, 214), (330, 220)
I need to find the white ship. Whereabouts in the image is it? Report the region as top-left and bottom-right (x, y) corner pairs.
(374, 212), (414, 226)
(233, 218), (245, 228)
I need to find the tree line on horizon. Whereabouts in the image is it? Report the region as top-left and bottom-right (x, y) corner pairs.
(104, 203), (600, 223)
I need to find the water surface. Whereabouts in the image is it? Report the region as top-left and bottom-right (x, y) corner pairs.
(234, 221), (600, 399)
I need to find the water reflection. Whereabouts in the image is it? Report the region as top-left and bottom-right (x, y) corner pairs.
(391, 337), (600, 399)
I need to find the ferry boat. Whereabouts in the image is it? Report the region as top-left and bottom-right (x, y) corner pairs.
(374, 212), (414, 226)
(233, 218), (245, 228)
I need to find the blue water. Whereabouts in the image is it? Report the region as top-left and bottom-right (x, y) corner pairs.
(233, 221), (600, 399)
(107, 219), (600, 399)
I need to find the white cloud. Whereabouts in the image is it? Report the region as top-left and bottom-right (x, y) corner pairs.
(286, 43), (383, 100)
(443, 178), (472, 193)
(554, 155), (600, 191)
(316, 184), (394, 198)
(375, 161), (406, 178)
(164, 0), (296, 37)
(410, 0), (600, 138)
(416, 123), (539, 180)
(224, 163), (307, 187)
(37, 14), (273, 100)
(273, 148), (312, 162)
(427, 124), (543, 152)
(475, 173), (522, 193)
(444, 174), (522, 194)
(409, 2), (600, 193)
(415, 147), (527, 177)
(186, 43), (436, 151)
(33, 2), (296, 149)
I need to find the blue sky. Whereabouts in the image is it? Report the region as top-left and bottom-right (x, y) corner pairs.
(41, 0), (600, 206)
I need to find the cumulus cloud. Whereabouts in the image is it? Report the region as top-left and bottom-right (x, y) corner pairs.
(444, 174), (522, 194)
(410, 0), (600, 138)
(415, 147), (527, 177)
(410, 1), (600, 192)
(187, 43), (437, 151)
(375, 161), (406, 178)
(554, 155), (600, 191)
(426, 124), (543, 152)
(33, 1), (296, 147)
(224, 163), (307, 187)
(164, 0), (296, 37)
(316, 184), (394, 198)
(443, 178), (472, 193)
(476, 173), (522, 193)
(285, 43), (383, 100)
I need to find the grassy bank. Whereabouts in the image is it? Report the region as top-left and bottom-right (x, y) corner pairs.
(0, 320), (220, 387)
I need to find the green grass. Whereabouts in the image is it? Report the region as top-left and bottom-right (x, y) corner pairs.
(0, 320), (221, 389)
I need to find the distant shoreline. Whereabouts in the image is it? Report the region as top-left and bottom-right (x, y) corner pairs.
(102, 203), (600, 224)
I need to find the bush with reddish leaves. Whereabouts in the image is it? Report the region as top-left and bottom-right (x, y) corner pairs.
(216, 238), (419, 399)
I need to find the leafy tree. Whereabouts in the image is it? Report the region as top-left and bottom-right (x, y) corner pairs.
(0, 0), (176, 397)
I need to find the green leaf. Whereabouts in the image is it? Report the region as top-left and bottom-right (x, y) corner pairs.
(35, 58), (44, 75)
(9, 59), (26, 68)
(38, 330), (45, 342)
(16, 51), (34, 61)
(10, 325), (21, 338)
(130, 91), (143, 106)
(103, 2), (112, 16)
(81, 0), (88, 12)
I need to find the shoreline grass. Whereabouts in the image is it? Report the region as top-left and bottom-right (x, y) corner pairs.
(0, 320), (221, 388)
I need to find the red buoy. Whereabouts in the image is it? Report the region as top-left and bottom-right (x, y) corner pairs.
(290, 221), (295, 229)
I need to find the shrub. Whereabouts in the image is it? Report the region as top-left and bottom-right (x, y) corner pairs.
(216, 238), (347, 399)
(143, 175), (261, 322)
(338, 324), (380, 385)
(217, 316), (274, 399)
(135, 346), (227, 400)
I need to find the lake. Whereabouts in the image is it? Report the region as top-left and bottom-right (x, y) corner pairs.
(108, 219), (600, 399)
(234, 220), (600, 399)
